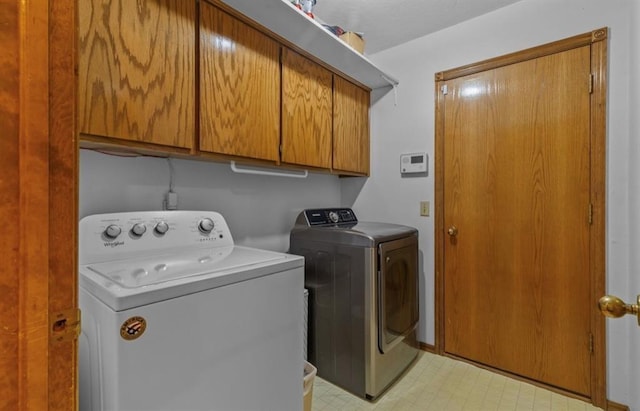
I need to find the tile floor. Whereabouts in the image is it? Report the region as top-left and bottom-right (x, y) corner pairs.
(310, 352), (603, 411)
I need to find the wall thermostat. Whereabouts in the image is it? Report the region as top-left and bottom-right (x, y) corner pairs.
(400, 153), (428, 175)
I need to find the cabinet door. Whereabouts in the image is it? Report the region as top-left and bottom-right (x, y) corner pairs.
(281, 49), (332, 169)
(333, 77), (370, 175)
(200, 3), (280, 161)
(78, 0), (195, 148)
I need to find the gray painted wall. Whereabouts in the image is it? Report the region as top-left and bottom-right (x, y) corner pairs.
(80, 150), (342, 252)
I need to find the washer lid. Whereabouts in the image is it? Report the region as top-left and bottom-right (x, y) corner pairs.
(84, 246), (286, 289)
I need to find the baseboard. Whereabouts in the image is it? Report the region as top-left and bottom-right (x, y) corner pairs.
(607, 400), (630, 411)
(419, 342), (435, 353)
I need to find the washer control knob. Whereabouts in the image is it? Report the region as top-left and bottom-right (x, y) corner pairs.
(130, 223), (147, 237)
(198, 218), (215, 234)
(154, 221), (169, 235)
(104, 224), (122, 240)
(328, 211), (339, 224)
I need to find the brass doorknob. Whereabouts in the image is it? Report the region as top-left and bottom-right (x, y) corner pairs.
(447, 226), (458, 237)
(598, 294), (640, 326)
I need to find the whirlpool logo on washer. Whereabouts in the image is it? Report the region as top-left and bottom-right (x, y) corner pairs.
(104, 241), (125, 248)
(120, 316), (147, 341)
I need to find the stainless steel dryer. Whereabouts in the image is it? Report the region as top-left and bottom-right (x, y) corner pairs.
(289, 208), (419, 400)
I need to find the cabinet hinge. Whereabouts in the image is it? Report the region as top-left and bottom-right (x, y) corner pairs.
(441, 84), (448, 95)
(589, 203), (593, 225)
(50, 308), (81, 344)
(589, 73), (594, 94)
(589, 333), (594, 354)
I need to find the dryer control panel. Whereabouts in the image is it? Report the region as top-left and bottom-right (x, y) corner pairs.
(302, 208), (358, 226)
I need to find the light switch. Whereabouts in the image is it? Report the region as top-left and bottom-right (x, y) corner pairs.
(420, 201), (430, 217)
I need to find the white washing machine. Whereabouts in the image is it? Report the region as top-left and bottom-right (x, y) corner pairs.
(79, 211), (304, 411)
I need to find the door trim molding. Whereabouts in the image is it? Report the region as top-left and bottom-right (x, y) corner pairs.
(0, 0), (79, 408)
(434, 28), (608, 409)
(49, 0), (79, 407)
(589, 29), (607, 409)
(435, 28), (607, 81)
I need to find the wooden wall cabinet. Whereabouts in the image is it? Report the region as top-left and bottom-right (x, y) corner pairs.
(78, 0), (196, 149)
(78, 0), (373, 175)
(281, 48), (333, 169)
(333, 76), (371, 175)
(200, 3), (281, 162)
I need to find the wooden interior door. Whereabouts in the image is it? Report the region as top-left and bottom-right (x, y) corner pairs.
(442, 46), (592, 395)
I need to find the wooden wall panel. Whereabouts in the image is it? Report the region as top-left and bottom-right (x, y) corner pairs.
(19, 0), (51, 407)
(0, 1), (21, 409)
(0, 0), (53, 410)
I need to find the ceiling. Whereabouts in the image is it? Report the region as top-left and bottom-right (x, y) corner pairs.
(312, 0), (522, 54)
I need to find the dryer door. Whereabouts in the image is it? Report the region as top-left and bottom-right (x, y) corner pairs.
(377, 235), (419, 353)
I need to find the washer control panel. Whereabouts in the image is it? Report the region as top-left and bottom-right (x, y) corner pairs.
(303, 208), (357, 226)
(79, 211), (234, 264)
